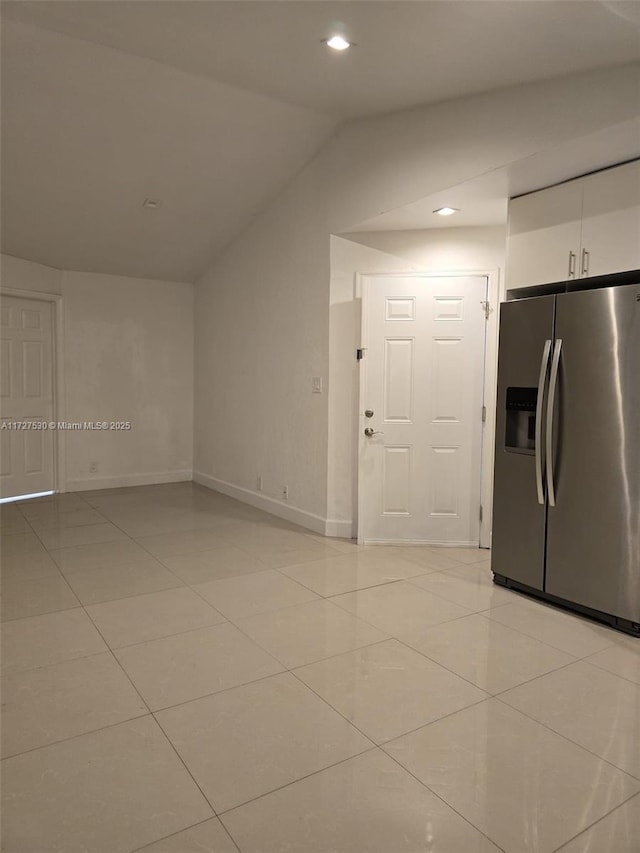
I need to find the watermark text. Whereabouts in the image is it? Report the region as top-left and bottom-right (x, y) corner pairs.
(1, 421), (132, 431)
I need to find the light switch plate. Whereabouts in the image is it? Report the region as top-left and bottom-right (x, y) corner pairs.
(312, 376), (323, 394)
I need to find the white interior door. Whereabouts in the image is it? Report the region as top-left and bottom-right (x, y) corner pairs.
(1, 295), (55, 499)
(359, 275), (488, 545)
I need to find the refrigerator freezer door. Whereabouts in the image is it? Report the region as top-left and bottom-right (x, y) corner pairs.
(492, 296), (555, 590)
(546, 284), (640, 623)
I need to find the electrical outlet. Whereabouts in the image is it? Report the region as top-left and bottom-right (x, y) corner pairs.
(89, 461), (98, 474)
(282, 485), (288, 501)
(257, 475), (262, 491)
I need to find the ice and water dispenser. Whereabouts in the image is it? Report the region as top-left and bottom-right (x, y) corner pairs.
(505, 387), (537, 453)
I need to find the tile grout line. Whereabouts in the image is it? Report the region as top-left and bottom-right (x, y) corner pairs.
(273, 561), (442, 598)
(195, 723), (509, 853)
(20, 505), (109, 534)
(375, 694), (491, 748)
(29, 518), (128, 553)
(128, 517), (348, 571)
(2, 546), (84, 619)
(215, 746), (379, 818)
(1, 632), (119, 678)
(151, 711), (223, 820)
(286, 649), (493, 752)
(0, 712), (151, 762)
(84, 615), (230, 652)
(325, 585), (481, 639)
(62, 574), (187, 608)
(389, 617), (593, 698)
(380, 746), (510, 853)
(390, 633), (504, 695)
(476, 604), (620, 659)
(1, 603), (80, 625)
(491, 691), (640, 782)
(581, 655), (640, 689)
(489, 655), (592, 699)
(130, 814), (242, 853)
(549, 789), (640, 852)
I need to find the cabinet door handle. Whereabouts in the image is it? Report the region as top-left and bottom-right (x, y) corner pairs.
(568, 251), (576, 278)
(581, 248), (590, 276)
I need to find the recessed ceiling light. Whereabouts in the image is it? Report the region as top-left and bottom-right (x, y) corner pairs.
(433, 207), (459, 216)
(143, 198), (162, 209)
(323, 35), (352, 51)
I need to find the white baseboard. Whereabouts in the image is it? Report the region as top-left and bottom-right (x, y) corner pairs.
(362, 538), (480, 547)
(193, 471), (352, 539)
(325, 518), (355, 539)
(66, 470), (192, 492)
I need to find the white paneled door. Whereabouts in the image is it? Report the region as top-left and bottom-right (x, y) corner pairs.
(359, 275), (488, 545)
(1, 295), (55, 499)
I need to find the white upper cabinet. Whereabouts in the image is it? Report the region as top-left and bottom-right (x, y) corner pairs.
(506, 182), (583, 289)
(506, 160), (640, 289)
(579, 160), (640, 279)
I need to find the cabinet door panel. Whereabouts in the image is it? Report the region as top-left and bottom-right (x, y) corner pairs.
(506, 182), (583, 289)
(580, 160), (640, 278)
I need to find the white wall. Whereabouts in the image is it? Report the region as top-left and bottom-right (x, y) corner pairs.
(328, 227), (506, 535)
(61, 271), (194, 490)
(194, 64), (639, 534)
(194, 164), (331, 528)
(343, 227), (507, 272)
(1, 255), (194, 491)
(322, 66), (640, 233)
(1, 253), (62, 294)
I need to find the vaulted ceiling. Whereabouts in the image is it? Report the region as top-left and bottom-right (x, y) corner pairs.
(2, 1), (640, 281)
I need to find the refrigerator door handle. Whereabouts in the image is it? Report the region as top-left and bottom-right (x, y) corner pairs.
(535, 340), (552, 505)
(546, 338), (562, 507)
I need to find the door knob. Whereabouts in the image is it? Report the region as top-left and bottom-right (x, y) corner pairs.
(364, 409), (374, 418)
(364, 427), (384, 437)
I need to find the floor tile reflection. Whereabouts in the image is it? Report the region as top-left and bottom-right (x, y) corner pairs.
(385, 698), (640, 853)
(221, 750), (502, 853)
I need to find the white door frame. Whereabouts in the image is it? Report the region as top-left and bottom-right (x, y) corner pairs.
(356, 269), (503, 548)
(0, 287), (67, 494)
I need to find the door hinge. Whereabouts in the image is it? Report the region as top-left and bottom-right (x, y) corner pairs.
(481, 405), (487, 423)
(479, 505), (483, 523)
(480, 300), (491, 320)
(356, 348), (366, 361)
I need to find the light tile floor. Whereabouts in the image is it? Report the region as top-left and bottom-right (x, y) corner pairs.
(1, 483), (639, 853)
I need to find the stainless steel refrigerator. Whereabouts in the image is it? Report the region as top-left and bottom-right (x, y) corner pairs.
(492, 277), (640, 636)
